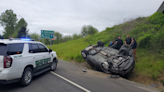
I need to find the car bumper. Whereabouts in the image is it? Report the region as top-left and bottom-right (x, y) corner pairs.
(0, 68), (21, 83)
(0, 78), (20, 84)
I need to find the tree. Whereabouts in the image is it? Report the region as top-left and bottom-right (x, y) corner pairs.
(16, 18), (28, 38)
(81, 25), (98, 37)
(16, 18), (27, 32)
(0, 9), (18, 38)
(72, 33), (82, 40)
(81, 25), (88, 37)
(61, 35), (72, 42)
(54, 31), (62, 44)
(30, 33), (40, 41)
(17, 27), (27, 38)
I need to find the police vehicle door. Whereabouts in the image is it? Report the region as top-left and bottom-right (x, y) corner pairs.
(29, 43), (47, 73)
(37, 44), (51, 69)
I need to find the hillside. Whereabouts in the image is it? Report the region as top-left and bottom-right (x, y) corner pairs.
(48, 12), (164, 89)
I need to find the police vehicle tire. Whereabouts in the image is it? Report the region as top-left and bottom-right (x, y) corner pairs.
(20, 67), (33, 86)
(50, 60), (57, 71)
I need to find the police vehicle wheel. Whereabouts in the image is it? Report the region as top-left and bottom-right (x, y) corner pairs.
(50, 61), (57, 71)
(20, 67), (33, 86)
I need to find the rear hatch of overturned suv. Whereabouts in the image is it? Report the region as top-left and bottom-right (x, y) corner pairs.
(0, 43), (7, 73)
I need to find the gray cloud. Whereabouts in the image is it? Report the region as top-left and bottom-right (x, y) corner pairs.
(0, 0), (163, 36)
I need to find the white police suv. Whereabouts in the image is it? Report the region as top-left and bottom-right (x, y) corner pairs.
(0, 39), (58, 86)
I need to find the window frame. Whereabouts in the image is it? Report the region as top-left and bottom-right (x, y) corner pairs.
(7, 43), (24, 55)
(0, 43), (7, 55)
(29, 43), (40, 53)
(38, 44), (49, 52)
(29, 43), (49, 53)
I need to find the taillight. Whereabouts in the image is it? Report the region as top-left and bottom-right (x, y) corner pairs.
(4, 56), (12, 68)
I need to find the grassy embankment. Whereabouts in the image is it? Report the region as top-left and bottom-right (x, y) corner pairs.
(48, 12), (164, 85)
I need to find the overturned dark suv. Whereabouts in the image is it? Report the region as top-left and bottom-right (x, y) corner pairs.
(81, 41), (135, 77)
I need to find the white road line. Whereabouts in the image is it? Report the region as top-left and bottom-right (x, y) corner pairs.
(51, 71), (91, 92)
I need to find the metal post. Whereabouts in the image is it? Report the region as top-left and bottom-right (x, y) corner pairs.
(50, 39), (51, 46)
(50, 39), (52, 47)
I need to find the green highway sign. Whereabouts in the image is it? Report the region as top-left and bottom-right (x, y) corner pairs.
(41, 30), (54, 39)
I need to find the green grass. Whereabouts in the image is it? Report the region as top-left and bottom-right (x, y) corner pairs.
(48, 38), (89, 62)
(134, 49), (164, 80)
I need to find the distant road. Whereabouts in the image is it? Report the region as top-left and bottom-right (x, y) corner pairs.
(0, 60), (159, 92)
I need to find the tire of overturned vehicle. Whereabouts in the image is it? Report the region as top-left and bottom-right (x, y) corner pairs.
(97, 41), (104, 47)
(100, 62), (111, 74)
(119, 47), (129, 56)
(81, 50), (89, 59)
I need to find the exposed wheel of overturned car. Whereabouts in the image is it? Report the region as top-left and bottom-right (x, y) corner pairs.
(119, 47), (129, 56)
(97, 41), (104, 47)
(81, 50), (89, 59)
(100, 62), (112, 74)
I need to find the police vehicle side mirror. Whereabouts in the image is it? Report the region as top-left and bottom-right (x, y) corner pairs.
(49, 49), (52, 53)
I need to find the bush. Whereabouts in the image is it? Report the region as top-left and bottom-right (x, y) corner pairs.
(137, 33), (152, 49)
(149, 12), (164, 25)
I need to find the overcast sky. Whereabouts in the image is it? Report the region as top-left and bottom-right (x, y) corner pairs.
(0, 0), (163, 35)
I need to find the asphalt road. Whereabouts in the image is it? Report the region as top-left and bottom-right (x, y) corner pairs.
(0, 60), (159, 92)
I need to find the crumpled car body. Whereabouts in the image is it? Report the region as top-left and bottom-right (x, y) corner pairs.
(81, 41), (135, 77)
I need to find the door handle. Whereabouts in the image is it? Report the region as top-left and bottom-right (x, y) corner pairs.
(33, 57), (36, 59)
(43, 56), (45, 57)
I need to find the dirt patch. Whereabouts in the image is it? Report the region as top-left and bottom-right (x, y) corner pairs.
(128, 73), (155, 85)
(128, 72), (164, 90)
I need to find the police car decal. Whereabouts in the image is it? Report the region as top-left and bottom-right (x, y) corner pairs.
(13, 55), (23, 58)
(36, 58), (51, 67)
